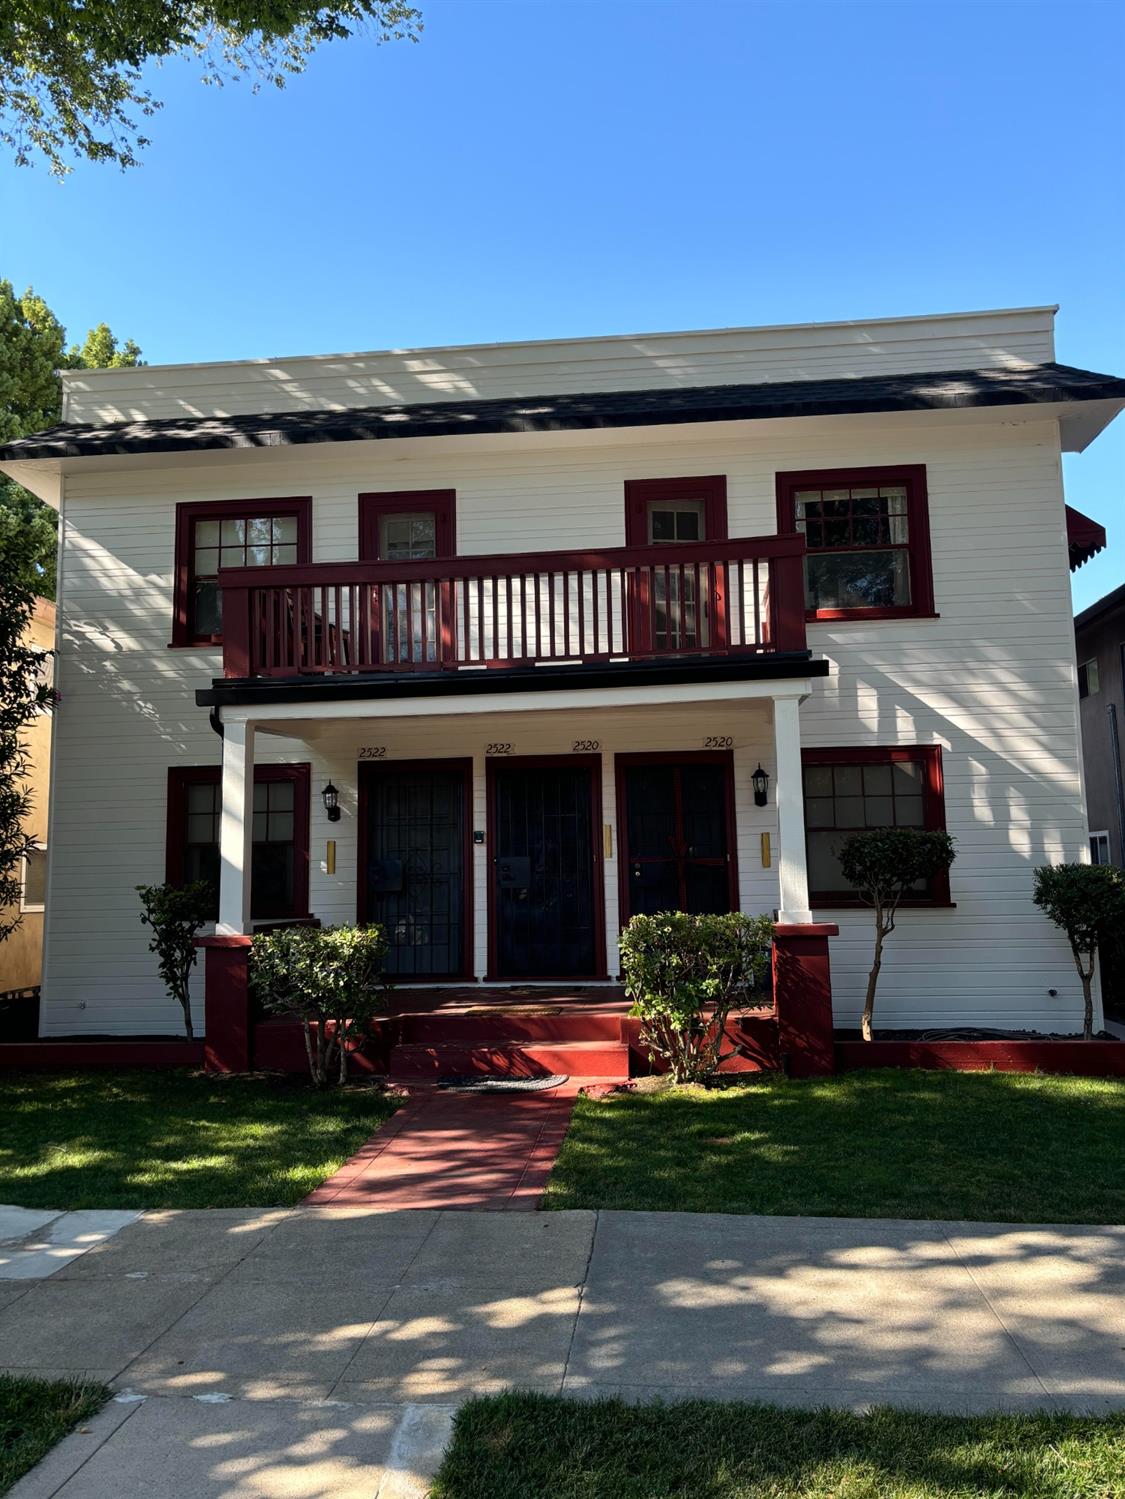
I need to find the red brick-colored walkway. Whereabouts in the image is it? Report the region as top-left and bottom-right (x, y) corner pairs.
(302, 1083), (581, 1211)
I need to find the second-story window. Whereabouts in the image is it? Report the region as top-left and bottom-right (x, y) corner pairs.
(776, 465), (935, 621)
(1078, 658), (1100, 699)
(172, 498), (312, 646)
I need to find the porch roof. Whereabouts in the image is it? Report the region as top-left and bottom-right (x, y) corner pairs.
(197, 650), (830, 711)
(5, 362), (1124, 462)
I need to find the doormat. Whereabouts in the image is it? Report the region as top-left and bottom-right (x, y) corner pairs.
(435, 1073), (570, 1092)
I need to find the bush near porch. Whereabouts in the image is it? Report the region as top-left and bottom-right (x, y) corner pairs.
(0, 1070), (401, 1210)
(544, 1070), (1125, 1224)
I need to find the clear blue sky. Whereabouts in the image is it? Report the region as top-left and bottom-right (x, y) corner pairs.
(2, 0), (1121, 608)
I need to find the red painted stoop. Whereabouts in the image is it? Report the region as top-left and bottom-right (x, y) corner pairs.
(387, 1009), (631, 1082)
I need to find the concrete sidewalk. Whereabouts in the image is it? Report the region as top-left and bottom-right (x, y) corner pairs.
(2, 1206), (1123, 1495)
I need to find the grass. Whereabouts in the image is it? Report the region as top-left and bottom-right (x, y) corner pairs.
(0, 1375), (108, 1496)
(544, 1070), (1125, 1222)
(430, 1391), (1125, 1499)
(0, 1070), (401, 1209)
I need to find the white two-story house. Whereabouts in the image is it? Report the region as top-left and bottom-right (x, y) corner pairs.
(1, 305), (1120, 1063)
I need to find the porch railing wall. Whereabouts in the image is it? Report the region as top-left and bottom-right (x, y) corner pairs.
(219, 533), (808, 679)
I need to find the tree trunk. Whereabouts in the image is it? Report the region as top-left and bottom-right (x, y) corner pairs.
(179, 986), (195, 1042)
(862, 921), (886, 1043)
(1081, 966), (1094, 1042)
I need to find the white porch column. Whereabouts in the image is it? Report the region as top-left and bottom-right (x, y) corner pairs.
(773, 694), (813, 925)
(217, 719), (256, 936)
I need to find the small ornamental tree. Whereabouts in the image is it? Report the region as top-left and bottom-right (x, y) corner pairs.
(251, 924), (389, 1086)
(136, 881), (214, 1040)
(619, 911), (774, 1084)
(838, 828), (957, 1041)
(1033, 863), (1125, 1041)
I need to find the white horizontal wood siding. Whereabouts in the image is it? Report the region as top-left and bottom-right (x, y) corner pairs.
(41, 407), (1090, 1034)
(60, 308), (1056, 425)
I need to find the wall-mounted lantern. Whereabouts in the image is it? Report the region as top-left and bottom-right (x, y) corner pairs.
(752, 763), (770, 808)
(322, 782), (341, 822)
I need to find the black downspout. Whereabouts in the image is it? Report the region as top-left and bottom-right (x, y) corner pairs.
(209, 705), (224, 740)
(1110, 696), (1125, 868)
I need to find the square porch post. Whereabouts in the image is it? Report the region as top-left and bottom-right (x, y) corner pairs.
(217, 718), (255, 936)
(769, 692), (838, 1075)
(772, 694), (812, 925)
(203, 715), (255, 1072)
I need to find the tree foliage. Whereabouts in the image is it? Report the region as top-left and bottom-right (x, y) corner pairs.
(620, 911), (775, 1085)
(251, 923), (390, 1085)
(136, 880), (213, 1039)
(1033, 862), (1125, 1041)
(838, 827), (957, 1041)
(1, 0), (422, 177)
(0, 519), (55, 945)
(0, 279), (141, 599)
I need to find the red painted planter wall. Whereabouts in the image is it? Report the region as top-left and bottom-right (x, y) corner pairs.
(835, 1039), (1125, 1078)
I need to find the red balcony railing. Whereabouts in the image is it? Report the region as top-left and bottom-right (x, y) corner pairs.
(219, 533), (808, 680)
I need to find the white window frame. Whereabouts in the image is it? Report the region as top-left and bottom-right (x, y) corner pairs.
(1090, 831), (1111, 866)
(20, 844), (47, 912)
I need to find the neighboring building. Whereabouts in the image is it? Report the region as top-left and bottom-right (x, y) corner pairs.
(1, 306), (1123, 1042)
(0, 597), (56, 996)
(1075, 582), (1125, 868)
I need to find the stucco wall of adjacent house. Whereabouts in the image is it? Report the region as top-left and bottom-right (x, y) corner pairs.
(0, 598), (55, 994)
(35, 403), (1094, 1036)
(1076, 597), (1125, 865)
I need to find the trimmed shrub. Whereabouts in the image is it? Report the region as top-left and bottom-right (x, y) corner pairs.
(251, 924), (389, 1085)
(136, 881), (214, 1040)
(838, 827), (957, 1040)
(620, 911), (774, 1084)
(1033, 863), (1125, 1040)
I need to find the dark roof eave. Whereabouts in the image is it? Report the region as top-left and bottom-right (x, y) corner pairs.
(197, 652), (829, 711)
(4, 362), (1125, 462)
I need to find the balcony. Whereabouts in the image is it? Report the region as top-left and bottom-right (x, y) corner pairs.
(218, 533), (808, 681)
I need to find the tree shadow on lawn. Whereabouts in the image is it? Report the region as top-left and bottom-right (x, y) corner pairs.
(434, 1392), (1125, 1498)
(0, 1070), (400, 1209)
(544, 1070), (1125, 1223)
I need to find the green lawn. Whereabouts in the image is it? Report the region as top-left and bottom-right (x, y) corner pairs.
(544, 1070), (1125, 1222)
(431, 1392), (1125, 1499)
(0, 1375), (108, 1496)
(0, 1070), (401, 1209)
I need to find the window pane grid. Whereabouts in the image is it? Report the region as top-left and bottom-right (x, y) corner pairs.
(189, 510), (301, 637)
(804, 753), (939, 899)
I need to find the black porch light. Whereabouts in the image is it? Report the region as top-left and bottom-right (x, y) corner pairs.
(752, 763), (770, 808)
(322, 782), (341, 822)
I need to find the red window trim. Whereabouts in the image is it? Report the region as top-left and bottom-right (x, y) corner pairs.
(775, 464), (936, 622)
(624, 475), (728, 547)
(356, 758), (474, 982)
(615, 750), (740, 926)
(358, 490), (457, 560)
(171, 497), (312, 647)
(801, 745), (951, 908)
(165, 762), (311, 919)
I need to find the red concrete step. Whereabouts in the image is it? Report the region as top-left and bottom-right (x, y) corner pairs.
(388, 1039), (630, 1081)
(397, 1012), (625, 1045)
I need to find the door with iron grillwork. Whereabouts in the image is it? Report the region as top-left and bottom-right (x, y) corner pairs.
(489, 759), (604, 979)
(360, 761), (470, 979)
(617, 753), (738, 921)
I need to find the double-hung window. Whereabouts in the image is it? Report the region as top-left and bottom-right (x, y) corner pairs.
(166, 764), (311, 920)
(172, 498), (312, 645)
(802, 746), (950, 905)
(777, 465), (935, 620)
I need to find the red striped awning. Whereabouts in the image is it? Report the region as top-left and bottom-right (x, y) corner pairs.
(1066, 504), (1107, 571)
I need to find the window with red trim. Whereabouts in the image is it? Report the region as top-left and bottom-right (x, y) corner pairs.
(776, 465), (935, 620)
(166, 764), (311, 920)
(358, 490), (456, 561)
(172, 498), (312, 646)
(624, 476), (728, 547)
(801, 746), (949, 905)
